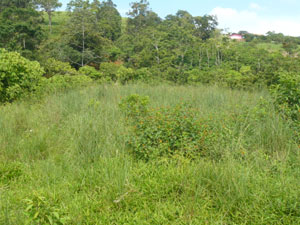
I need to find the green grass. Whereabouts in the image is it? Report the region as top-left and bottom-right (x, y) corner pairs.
(42, 11), (70, 39)
(256, 42), (284, 52)
(122, 17), (128, 34)
(1, 84), (300, 224)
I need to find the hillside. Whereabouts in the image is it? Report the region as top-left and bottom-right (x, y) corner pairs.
(42, 11), (70, 39)
(2, 1), (300, 224)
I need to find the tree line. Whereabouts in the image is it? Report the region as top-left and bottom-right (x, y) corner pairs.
(0, 0), (300, 87)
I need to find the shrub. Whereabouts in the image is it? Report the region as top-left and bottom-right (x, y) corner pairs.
(24, 192), (69, 225)
(214, 67), (255, 89)
(99, 62), (120, 81)
(41, 75), (92, 93)
(42, 58), (78, 77)
(135, 67), (153, 82)
(117, 67), (154, 84)
(271, 72), (300, 121)
(186, 69), (213, 84)
(0, 49), (44, 102)
(119, 94), (149, 119)
(120, 94), (215, 160)
(117, 66), (136, 84)
(79, 65), (103, 80)
(164, 67), (183, 83)
(223, 70), (244, 88)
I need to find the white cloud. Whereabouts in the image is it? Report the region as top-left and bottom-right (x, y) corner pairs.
(210, 7), (300, 36)
(249, 3), (261, 10)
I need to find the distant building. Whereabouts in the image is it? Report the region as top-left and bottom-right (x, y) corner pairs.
(230, 34), (244, 41)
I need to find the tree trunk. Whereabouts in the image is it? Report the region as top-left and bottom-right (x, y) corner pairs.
(198, 47), (203, 69)
(206, 49), (210, 68)
(154, 43), (160, 65)
(82, 23), (85, 67)
(48, 11), (52, 33)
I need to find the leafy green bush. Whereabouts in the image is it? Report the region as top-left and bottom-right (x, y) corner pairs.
(0, 49), (44, 102)
(117, 67), (154, 84)
(186, 69), (214, 84)
(222, 70), (244, 88)
(270, 72), (300, 142)
(165, 67), (182, 83)
(271, 72), (300, 120)
(24, 192), (69, 225)
(41, 75), (92, 93)
(119, 94), (149, 119)
(117, 66), (136, 84)
(135, 67), (153, 82)
(120, 94), (215, 160)
(42, 58), (78, 78)
(209, 67), (255, 89)
(79, 65), (103, 80)
(99, 62), (120, 81)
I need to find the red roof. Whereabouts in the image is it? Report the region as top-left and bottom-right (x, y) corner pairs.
(230, 34), (243, 39)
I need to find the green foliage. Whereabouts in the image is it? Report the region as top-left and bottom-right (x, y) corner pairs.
(120, 94), (215, 160)
(65, 0), (114, 67)
(119, 94), (149, 119)
(0, 0), (44, 58)
(99, 62), (120, 81)
(94, 0), (122, 41)
(0, 162), (23, 184)
(193, 15), (218, 40)
(35, 0), (62, 33)
(0, 49), (44, 102)
(41, 11), (70, 39)
(271, 72), (300, 120)
(1, 0), (300, 223)
(222, 70), (245, 88)
(186, 69), (213, 84)
(116, 66), (136, 84)
(135, 67), (153, 81)
(127, 0), (160, 34)
(42, 74), (92, 92)
(79, 65), (103, 80)
(0, 84), (299, 224)
(24, 192), (69, 225)
(43, 58), (78, 77)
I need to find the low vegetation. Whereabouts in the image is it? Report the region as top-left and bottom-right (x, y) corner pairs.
(1, 84), (300, 224)
(1, 0), (300, 224)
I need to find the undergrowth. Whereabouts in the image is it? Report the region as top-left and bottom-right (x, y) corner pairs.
(120, 94), (215, 160)
(0, 84), (299, 224)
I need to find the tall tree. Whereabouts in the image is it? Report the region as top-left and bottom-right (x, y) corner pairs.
(93, 0), (122, 41)
(127, 0), (160, 34)
(0, 0), (33, 10)
(35, 0), (62, 33)
(193, 15), (218, 40)
(0, 0), (43, 58)
(65, 0), (112, 67)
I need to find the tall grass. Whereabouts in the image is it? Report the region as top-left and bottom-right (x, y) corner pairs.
(0, 84), (300, 224)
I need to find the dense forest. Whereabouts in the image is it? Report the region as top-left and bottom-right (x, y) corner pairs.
(1, 0), (300, 224)
(1, 0), (300, 89)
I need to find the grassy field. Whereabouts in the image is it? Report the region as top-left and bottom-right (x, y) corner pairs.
(256, 42), (300, 55)
(256, 42), (284, 52)
(1, 84), (300, 224)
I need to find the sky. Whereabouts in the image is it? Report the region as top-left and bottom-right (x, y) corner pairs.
(60, 0), (300, 36)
